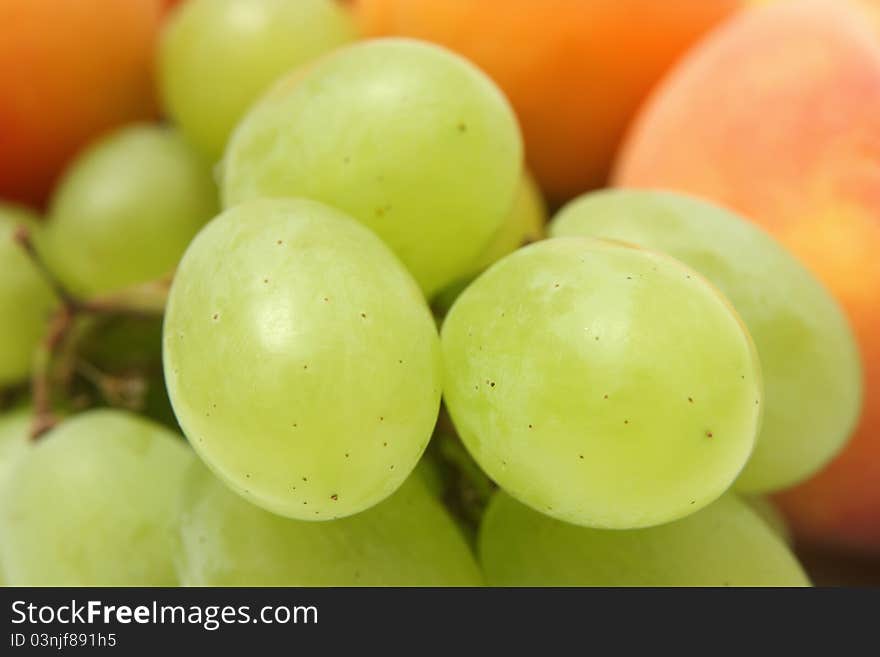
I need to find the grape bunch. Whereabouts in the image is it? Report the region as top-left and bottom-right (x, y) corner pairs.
(0, 0), (871, 587)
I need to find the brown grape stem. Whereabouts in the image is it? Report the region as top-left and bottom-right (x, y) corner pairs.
(28, 306), (74, 439)
(75, 360), (148, 411)
(13, 225), (169, 439)
(12, 225), (78, 308)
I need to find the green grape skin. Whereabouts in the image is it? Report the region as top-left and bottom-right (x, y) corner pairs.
(163, 198), (442, 521)
(0, 407), (30, 486)
(471, 170), (546, 273)
(550, 189), (862, 493)
(414, 454), (446, 499)
(745, 495), (792, 545)
(0, 410), (194, 586)
(176, 463), (482, 586)
(222, 38), (523, 296)
(0, 205), (56, 386)
(39, 125), (218, 298)
(441, 237), (762, 529)
(432, 171), (546, 315)
(479, 491), (810, 587)
(160, 0), (356, 160)
(0, 408), (30, 586)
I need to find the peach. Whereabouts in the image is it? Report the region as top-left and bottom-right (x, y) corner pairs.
(352, 0), (741, 204)
(615, 0), (880, 552)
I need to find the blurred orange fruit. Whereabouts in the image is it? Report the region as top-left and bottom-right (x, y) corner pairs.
(0, 0), (164, 208)
(353, 0), (742, 203)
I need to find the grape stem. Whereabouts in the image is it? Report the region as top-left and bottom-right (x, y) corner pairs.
(75, 360), (147, 411)
(12, 225), (78, 307)
(13, 225), (169, 439)
(28, 305), (75, 439)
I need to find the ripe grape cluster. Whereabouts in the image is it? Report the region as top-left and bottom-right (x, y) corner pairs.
(0, 0), (863, 587)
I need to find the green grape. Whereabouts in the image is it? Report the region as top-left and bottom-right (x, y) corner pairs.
(441, 237), (761, 529)
(0, 410), (194, 586)
(745, 495), (792, 545)
(0, 408), (31, 586)
(479, 491), (809, 586)
(223, 38), (523, 296)
(0, 205), (56, 386)
(0, 407), (31, 486)
(414, 454), (446, 499)
(471, 171), (546, 274)
(432, 171), (546, 314)
(176, 463), (482, 586)
(160, 0), (356, 160)
(39, 125), (218, 298)
(550, 190), (861, 492)
(163, 199), (442, 520)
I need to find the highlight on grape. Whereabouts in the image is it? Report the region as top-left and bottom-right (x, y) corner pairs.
(0, 0), (875, 588)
